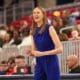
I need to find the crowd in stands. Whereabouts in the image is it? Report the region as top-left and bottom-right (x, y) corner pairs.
(0, 7), (80, 49)
(0, 19), (33, 75)
(0, 55), (32, 75)
(0, 6), (80, 75)
(49, 7), (80, 41)
(0, 20), (31, 49)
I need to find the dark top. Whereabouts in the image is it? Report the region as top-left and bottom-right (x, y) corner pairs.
(12, 38), (22, 45)
(33, 24), (60, 79)
(69, 66), (80, 73)
(0, 71), (7, 75)
(34, 24), (55, 52)
(0, 39), (4, 47)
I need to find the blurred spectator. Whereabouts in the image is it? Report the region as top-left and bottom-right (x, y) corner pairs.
(14, 55), (32, 74)
(11, 30), (22, 46)
(3, 33), (13, 48)
(51, 18), (58, 27)
(61, 10), (70, 26)
(18, 27), (31, 48)
(68, 17), (76, 26)
(0, 26), (7, 38)
(20, 20), (30, 32)
(7, 57), (15, 68)
(0, 35), (4, 48)
(4, 25), (13, 38)
(58, 33), (68, 41)
(52, 17), (64, 34)
(69, 8), (80, 25)
(69, 29), (80, 40)
(58, 18), (64, 28)
(4, 25), (10, 32)
(0, 61), (8, 75)
(7, 25), (17, 39)
(66, 55), (80, 73)
(70, 8), (79, 18)
(7, 57), (16, 75)
(9, 25), (16, 33)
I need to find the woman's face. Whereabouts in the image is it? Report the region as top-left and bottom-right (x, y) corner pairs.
(33, 8), (44, 23)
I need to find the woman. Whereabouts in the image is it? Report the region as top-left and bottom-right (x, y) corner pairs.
(26, 7), (63, 80)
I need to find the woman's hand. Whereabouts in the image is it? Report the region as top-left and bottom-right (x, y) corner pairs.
(25, 49), (43, 57)
(25, 49), (34, 56)
(31, 51), (43, 57)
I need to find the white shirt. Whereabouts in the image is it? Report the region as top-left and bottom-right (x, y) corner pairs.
(18, 35), (32, 49)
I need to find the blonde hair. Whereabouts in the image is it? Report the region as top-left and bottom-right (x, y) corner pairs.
(31, 7), (48, 35)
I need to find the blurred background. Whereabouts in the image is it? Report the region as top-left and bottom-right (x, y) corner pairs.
(0, 0), (80, 80)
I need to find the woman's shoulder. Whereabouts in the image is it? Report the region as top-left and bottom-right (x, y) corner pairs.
(45, 23), (52, 30)
(46, 24), (54, 31)
(46, 23), (51, 27)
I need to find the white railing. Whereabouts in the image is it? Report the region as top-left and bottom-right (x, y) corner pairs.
(0, 40), (80, 73)
(59, 40), (80, 73)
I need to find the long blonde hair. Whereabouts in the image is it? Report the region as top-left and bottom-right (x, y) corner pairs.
(31, 7), (48, 35)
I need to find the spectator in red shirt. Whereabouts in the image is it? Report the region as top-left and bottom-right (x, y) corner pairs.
(6, 57), (16, 75)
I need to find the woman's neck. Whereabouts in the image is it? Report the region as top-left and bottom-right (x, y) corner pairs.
(37, 21), (43, 27)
